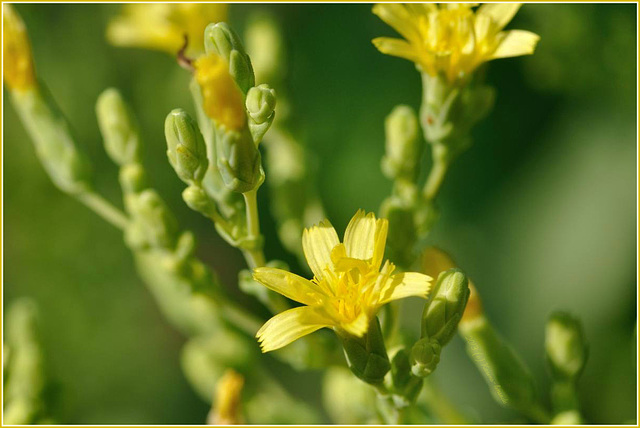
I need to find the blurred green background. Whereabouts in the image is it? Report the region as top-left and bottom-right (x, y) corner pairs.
(3, 3), (637, 424)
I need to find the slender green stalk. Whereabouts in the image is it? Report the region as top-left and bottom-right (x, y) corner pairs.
(77, 192), (129, 230)
(422, 150), (450, 202)
(242, 189), (266, 268)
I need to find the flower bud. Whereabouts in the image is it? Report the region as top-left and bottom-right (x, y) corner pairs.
(96, 88), (141, 166)
(130, 189), (178, 249)
(246, 84), (276, 144)
(410, 337), (441, 377)
(11, 87), (92, 195)
(545, 312), (588, 381)
(216, 131), (263, 193)
(165, 109), (209, 184)
(244, 14), (285, 84)
(118, 163), (147, 194)
(381, 105), (421, 180)
(390, 349), (423, 404)
(182, 185), (216, 217)
(421, 269), (470, 346)
(204, 22), (255, 94)
(339, 317), (390, 385)
(3, 5), (36, 92)
(459, 315), (540, 415)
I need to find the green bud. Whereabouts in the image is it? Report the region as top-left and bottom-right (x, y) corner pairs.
(459, 316), (543, 416)
(246, 84), (276, 144)
(340, 317), (390, 385)
(11, 86), (92, 195)
(379, 197), (417, 268)
(421, 269), (470, 346)
(381, 105), (421, 180)
(118, 163), (147, 194)
(390, 349), (424, 405)
(182, 185), (216, 216)
(165, 109), (209, 185)
(95, 88), (141, 166)
(216, 130), (263, 193)
(410, 337), (441, 377)
(545, 312), (588, 381)
(246, 84), (276, 124)
(130, 189), (178, 249)
(204, 22), (255, 94)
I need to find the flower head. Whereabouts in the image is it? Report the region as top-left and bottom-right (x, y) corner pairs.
(3, 4), (36, 91)
(194, 53), (246, 131)
(107, 3), (228, 55)
(254, 210), (432, 352)
(372, 3), (540, 83)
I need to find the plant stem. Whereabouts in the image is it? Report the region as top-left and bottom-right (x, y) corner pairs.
(422, 146), (450, 202)
(242, 189), (266, 268)
(77, 191), (129, 230)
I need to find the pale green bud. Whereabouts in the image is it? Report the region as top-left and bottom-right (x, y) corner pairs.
(204, 22), (255, 94)
(421, 269), (470, 346)
(131, 189), (178, 249)
(545, 312), (588, 381)
(410, 337), (441, 377)
(390, 349), (423, 405)
(182, 185), (216, 217)
(11, 87), (92, 195)
(459, 316), (541, 415)
(379, 197), (417, 268)
(118, 163), (147, 194)
(246, 84), (276, 144)
(95, 88), (141, 166)
(340, 317), (390, 385)
(381, 105), (421, 180)
(216, 131), (263, 193)
(165, 109), (209, 185)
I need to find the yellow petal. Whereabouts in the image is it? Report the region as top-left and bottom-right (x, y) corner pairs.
(491, 30), (540, 59)
(378, 272), (432, 305)
(404, 3), (437, 15)
(372, 37), (419, 63)
(253, 267), (323, 306)
(477, 3), (522, 30)
(302, 220), (339, 279)
(256, 307), (330, 352)
(372, 4), (420, 43)
(340, 311), (370, 337)
(344, 210), (388, 264)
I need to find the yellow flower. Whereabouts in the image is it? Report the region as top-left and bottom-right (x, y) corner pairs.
(254, 210), (432, 352)
(2, 4), (36, 91)
(106, 3), (228, 55)
(194, 54), (246, 131)
(372, 3), (540, 83)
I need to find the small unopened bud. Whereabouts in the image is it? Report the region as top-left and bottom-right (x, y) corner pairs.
(204, 23), (255, 94)
(545, 312), (588, 381)
(246, 84), (276, 124)
(421, 269), (470, 346)
(118, 163), (147, 194)
(131, 189), (178, 249)
(96, 88), (141, 166)
(246, 84), (276, 144)
(216, 131), (263, 193)
(165, 109), (208, 184)
(381, 105), (421, 180)
(410, 337), (441, 377)
(340, 317), (390, 385)
(3, 5), (36, 92)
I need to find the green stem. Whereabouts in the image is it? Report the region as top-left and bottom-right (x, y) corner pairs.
(422, 146), (450, 202)
(242, 189), (266, 268)
(77, 192), (129, 230)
